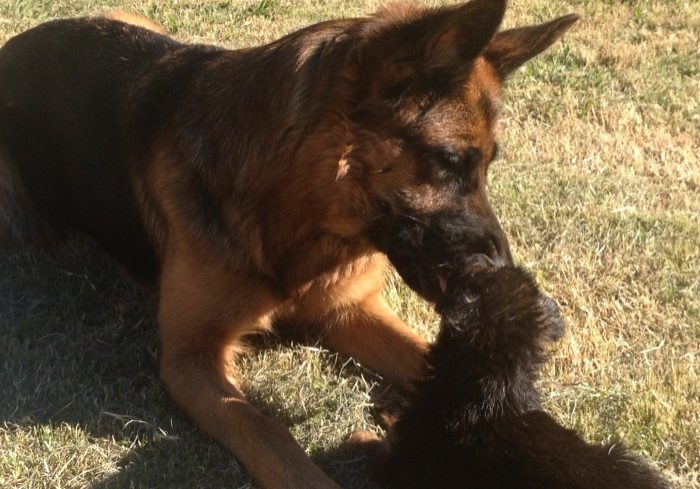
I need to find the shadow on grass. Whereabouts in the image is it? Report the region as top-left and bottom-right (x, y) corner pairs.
(0, 240), (378, 489)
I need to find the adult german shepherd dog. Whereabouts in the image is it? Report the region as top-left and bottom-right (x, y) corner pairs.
(0, 1), (578, 487)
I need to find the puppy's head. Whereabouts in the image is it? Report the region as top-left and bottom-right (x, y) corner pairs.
(319, 0), (578, 301)
(432, 260), (564, 383)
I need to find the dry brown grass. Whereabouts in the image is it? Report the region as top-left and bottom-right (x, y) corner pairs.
(1, 1), (698, 488)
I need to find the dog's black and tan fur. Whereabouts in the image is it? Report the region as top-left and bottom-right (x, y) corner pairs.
(354, 220), (670, 489)
(0, 2), (580, 488)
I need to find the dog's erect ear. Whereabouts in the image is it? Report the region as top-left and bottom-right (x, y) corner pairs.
(415, 0), (507, 71)
(483, 14), (580, 79)
(359, 0), (506, 81)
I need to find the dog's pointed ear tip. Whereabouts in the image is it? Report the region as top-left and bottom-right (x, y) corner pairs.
(557, 13), (582, 28)
(455, 0), (507, 19)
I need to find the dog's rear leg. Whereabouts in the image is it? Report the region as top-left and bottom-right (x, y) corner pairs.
(323, 295), (429, 388)
(159, 249), (342, 489)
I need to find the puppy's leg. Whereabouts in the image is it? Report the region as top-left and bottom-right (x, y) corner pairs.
(159, 249), (341, 489)
(322, 294), (429, 388)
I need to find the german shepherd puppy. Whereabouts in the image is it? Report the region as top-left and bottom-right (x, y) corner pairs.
(0, 1), (578, 487)
(353, 221), (670, 488)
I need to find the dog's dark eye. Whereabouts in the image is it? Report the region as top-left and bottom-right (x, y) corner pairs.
(434, 147), (482, 173)
(440, 150), (462, 167)
(431, 147), (482, 194)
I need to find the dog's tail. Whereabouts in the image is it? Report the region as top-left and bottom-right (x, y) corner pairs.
(101, 10), (167, 35)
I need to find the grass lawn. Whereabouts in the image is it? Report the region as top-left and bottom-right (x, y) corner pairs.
(1, 0), (698, 488)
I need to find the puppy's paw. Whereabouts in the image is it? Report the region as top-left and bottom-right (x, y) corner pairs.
(347, 430), (389, 460)
(537, 293), (565, 341)
(369, 398), (404, 430)
(375, 409), (399, 430)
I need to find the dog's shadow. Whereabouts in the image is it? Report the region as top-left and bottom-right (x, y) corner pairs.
(0, 241), (380, 489)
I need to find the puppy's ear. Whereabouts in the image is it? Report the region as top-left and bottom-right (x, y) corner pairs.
(483, 14), (580, 79)
(357, 0), (506, 89)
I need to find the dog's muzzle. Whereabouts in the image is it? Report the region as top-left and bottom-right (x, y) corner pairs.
(370, 211), (513, 302)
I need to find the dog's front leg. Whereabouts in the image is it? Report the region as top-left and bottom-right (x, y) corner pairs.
(158, 247), (342, 489)
(322, 294), (429, 388)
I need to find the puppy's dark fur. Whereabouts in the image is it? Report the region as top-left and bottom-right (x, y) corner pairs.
(374, 265), (670, 488)
(358, 267), (670, 489)
(363, 221), (670, 489)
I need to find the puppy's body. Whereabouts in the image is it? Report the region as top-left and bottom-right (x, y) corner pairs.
(0, 2), (579, 488)
(364, 266), (670, 489)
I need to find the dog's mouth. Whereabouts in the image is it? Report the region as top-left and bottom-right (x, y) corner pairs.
(397, 260), (452, 304)
(437, 274), (449, 294)
(401, 253), (501, 303)
(369, 212), (507, 303)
